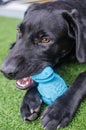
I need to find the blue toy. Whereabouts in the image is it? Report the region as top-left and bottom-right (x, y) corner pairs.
(31, 66), (68, 105)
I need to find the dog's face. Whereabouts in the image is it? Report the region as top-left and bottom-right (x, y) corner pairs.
(1, 4), (76, 82)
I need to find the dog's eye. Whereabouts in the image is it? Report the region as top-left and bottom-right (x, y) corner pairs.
(42, 38), (50, 43)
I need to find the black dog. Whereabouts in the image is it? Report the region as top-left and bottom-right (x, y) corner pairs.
(1, 0), (86, 129)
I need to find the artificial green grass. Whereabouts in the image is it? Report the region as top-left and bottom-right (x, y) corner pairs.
(0, 16), (86, 130)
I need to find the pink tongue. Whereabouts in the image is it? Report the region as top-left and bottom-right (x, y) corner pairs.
(16, 77), (34, 90)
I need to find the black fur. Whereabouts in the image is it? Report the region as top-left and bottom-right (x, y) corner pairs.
(1, 0), (86, 129)
(20, 87), (42, 122)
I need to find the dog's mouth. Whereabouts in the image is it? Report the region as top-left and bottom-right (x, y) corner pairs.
(16, 77), (37, 90)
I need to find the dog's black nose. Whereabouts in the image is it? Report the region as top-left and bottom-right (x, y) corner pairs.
(0, 65), (18, 79)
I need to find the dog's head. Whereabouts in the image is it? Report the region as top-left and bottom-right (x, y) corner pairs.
(1, 2), (86, 85)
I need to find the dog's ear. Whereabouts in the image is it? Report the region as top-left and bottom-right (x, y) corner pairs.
(62, 9), (86, 63)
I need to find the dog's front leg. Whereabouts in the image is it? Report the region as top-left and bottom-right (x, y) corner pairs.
(20, 87), (42, 122)
(42, 71), (86, 130)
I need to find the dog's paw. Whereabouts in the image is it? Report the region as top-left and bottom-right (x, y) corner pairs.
(41, 96), (74, 130)
(20, 88), (42, 122)
(20, 101), (41, 121)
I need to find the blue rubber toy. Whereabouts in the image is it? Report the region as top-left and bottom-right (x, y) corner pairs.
(31, 66), (68, 105)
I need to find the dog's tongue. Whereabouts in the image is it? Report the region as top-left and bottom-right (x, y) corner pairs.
(16, 77), (34, 90)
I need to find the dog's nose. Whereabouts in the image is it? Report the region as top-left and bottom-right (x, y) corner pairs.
(0, 65), (18, 79)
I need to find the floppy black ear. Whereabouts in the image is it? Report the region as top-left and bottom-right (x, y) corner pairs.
(62, 9), (86, 63)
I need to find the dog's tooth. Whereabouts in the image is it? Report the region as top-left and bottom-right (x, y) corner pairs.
(23, 78), (27, 81)
(26, 81), (29, 86)
(19, 83), (25, 87)
(17, 80), (20, 84)
(22, 84), (26, 87)
(17, 81), (21, 86)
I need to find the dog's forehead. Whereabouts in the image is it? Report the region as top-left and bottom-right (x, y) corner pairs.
(22, 9), (65, 34)
(24, 10), (49, 24)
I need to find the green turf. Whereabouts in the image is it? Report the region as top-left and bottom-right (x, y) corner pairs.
(0, 16), (86, 130)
